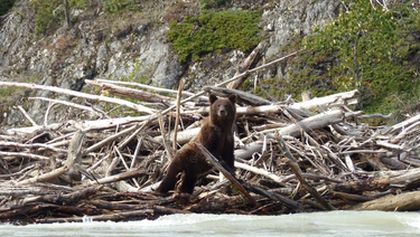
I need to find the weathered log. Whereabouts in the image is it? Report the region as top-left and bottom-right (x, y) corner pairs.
(382, 167), (420, 188)
(173, 79), (185, 150)
(227, 49), (299, 89)
(17, 105), (38, 126)
(235, 109), (345, 160)
(84, 124), (140, 153)
(385, 113), (420, 135)
(17, 129), (85, 185)
(95, 78), (197, 97)
(21, 186), (98, 206)
(278, 136), (335, 211)
(195, 143), (256, 206)
(36, 206), (189, 223)
(334, 168), (420, 193)
(155, 127), (200, 145)
(331, 191), (374, 202)
(0, 151), (50, 160)
(0, 81), (156, 114)
(80, 167), (145, 186)
(86, 80), (173, 103)
(29, 96), (104, 117)
(289, 89), (359, 111)
(6, 115), (150, 135)
(351, 191), (420, 211)
(227, 42), (265, 89)
(242, 183), (301, 211)
(234, 161), (285, 185)
(204, 86), (272, 105)
(0, 186), (49, 197)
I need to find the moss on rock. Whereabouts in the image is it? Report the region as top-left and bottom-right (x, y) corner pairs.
(168, 9), (262, 63)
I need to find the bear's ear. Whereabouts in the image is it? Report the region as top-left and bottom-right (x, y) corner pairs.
(209, 94), (218, 104)
(228, 94), (237, 104)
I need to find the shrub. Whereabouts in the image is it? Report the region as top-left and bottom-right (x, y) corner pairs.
(283, 0), (419, 114)
(199, 0), (230, 10)
(103, 0), (139, 14)
(168, 10), (261, 63)
(0, 0), (16, 16)
(31, 0), (93, 36)
(32, 0), (62, 36)
(70, 0), (88, 9)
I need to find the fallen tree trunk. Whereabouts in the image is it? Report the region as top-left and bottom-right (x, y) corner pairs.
(351, 191), (420, 211)
(195, 143), (256, 206)
(235, 109), (345, 160)
(86, 80), (173, 104)
(334, 168), (420, 194)
(6, 115), (150, 135)
(226, 42), (265, 89)
(17, 130), (85, 185)
(0, 81), (156, 114)
(288, 89), (359, 111)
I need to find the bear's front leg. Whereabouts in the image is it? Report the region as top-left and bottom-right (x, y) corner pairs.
(221, 135), (235, 175)
(178, 173), (198, 194)
(156, 156), (183, 194)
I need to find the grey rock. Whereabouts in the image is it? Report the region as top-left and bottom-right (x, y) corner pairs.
(96, 43), (109, 74)
(0, 0), (343, 127)
(264, 0), (341, 60)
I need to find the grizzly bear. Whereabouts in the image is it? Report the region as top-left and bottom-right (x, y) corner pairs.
(156, 93), (237, 194)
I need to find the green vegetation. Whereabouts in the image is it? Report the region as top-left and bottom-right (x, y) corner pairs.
(99, 61), (151, 116)
(168, 10), (262, 63)
(120, 60), (151, 84)
(103, 0), (139, 14)
(32, 0), (62, 35)
(0, 0), (16, 16)
(199, 0), (230, 10)
(32, 0), (88, 35)
(31, 0), (140, 35)
(260, 1), (419, 115)
(0, 85), (19, 124)
(70, 0), (88, 9)
(0, 87), (18, 99)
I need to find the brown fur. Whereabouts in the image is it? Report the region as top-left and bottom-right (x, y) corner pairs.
(156, 94), (237, 194)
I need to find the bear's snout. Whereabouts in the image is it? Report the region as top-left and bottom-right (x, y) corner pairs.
(218, 107), (227, 117)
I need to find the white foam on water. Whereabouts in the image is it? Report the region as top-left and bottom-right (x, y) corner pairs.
(0, 211), (419, 237)
(404, 214), (420, 230)
(82, 215), (93, 223)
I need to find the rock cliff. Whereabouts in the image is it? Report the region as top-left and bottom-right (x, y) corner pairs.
(0, 0), (342, 126)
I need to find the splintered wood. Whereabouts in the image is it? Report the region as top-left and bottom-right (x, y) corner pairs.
(0, 80), (419, 224)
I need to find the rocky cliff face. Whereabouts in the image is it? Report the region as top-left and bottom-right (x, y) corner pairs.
(0, 0), (342, 126)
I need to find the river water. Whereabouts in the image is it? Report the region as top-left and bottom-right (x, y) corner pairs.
(1, 211), (419, 237)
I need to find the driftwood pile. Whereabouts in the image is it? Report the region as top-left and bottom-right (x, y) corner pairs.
(0, 76), (419, 224)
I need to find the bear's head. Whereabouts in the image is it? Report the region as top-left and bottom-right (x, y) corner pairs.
(209, 93), (237, 126)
